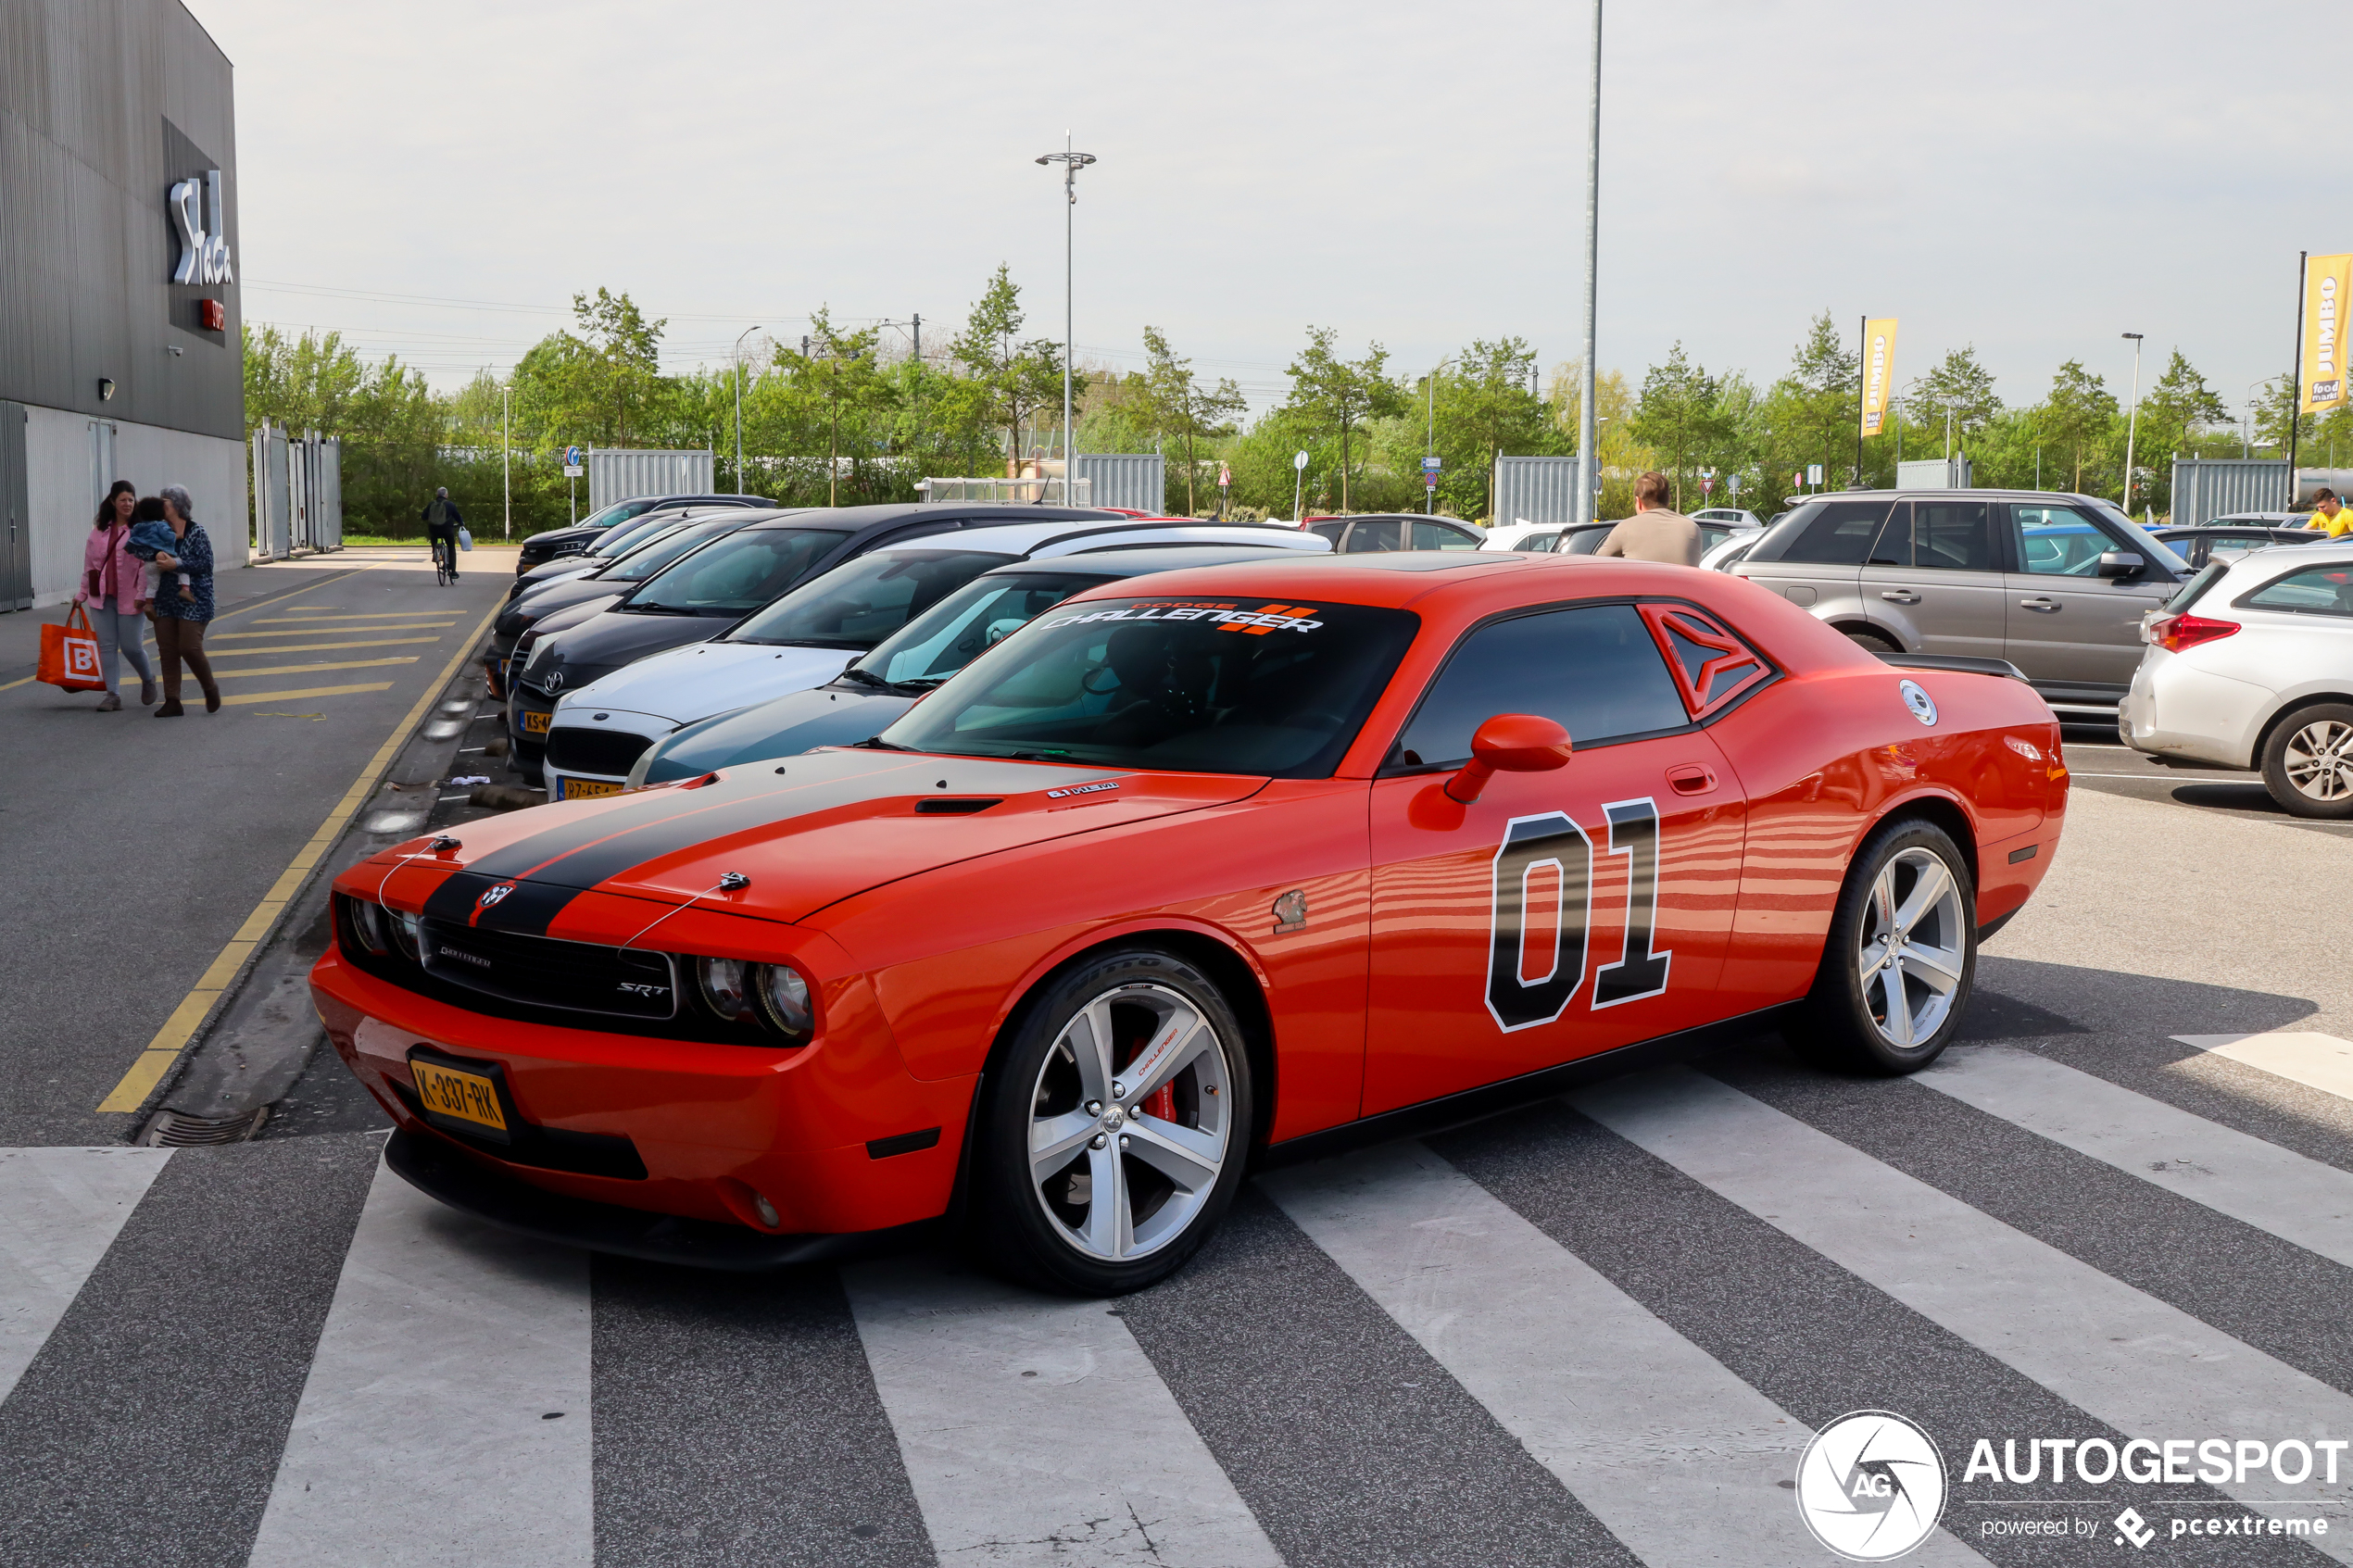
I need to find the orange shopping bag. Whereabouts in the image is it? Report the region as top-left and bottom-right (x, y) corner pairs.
(39, 604), (108, 693)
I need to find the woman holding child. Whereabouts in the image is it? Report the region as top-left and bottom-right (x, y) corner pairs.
(141, 484), (220, 717)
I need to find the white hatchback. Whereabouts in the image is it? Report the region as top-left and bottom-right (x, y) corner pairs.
(2120, 542), (2353, 817)
(539, 519), (1329, 800)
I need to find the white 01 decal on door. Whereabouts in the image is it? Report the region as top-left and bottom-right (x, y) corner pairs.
(1485, 798), (1668, 1033)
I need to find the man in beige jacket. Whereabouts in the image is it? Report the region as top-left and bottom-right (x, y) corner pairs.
(1593, 470), (1703, 567)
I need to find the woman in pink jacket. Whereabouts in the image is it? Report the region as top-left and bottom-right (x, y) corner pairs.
(76, 481), (157, 711)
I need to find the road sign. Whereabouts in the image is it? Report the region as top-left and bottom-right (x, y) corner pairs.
(1217, 463), (1232, 489)
(1728, 474), (1742, 495)
(1421, 456), (1441, 472)
(563, 465), (584, 478)
(1806, 464), (1824, 486)
(1701, 475), (1715, 494)
(564, 445), (582, 467)
(1293, 451), (1309, 471)
(1425, 475), (1439, 490)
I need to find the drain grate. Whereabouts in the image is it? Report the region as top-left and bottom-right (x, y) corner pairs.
(139, 1107), (271, 1148)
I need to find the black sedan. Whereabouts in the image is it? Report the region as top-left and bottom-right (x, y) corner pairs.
(514, 493), (773, 573)
(2149, 521), (2328, 570)
(623, 544), (1315, 786)
(503, 502), (1125, 782)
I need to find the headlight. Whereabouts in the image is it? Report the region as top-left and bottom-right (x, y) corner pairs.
(389, 909), (422, 960)
(757, 963), (814, 1040)
(697, 957), (755, 1023)
(345, 897), (389, 955)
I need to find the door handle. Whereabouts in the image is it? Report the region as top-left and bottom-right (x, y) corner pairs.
(2020, 597), (2058, 611)
(1667, 763), (1718, 796)
(1879, 590), (1920, 604)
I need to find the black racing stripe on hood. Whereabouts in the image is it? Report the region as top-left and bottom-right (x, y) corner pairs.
(440, 751), (1121, 924)
(422, 872), (584, 936)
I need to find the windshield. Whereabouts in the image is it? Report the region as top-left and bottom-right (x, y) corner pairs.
(588, 508), (692, 558)
(725, 549), (1017, 648)
(626, 527), (849, 616)
(880, 595), (1418, 778)
(858, 570), (1102, 686)
(576, 497), (659, 533)
(600, 517), (745, 583)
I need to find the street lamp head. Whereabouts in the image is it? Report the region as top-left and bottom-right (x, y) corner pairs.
(2121, 332), (2144, 342)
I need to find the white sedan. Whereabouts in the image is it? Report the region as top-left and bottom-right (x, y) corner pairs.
(2120, 542), (2353, 817)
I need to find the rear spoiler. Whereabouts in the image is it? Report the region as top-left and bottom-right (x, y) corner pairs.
(1871, 650), (2030, 683)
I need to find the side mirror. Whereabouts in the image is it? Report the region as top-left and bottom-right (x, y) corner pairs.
(1445, 714), (1573, 804)
(2097, 550), (2145, 579)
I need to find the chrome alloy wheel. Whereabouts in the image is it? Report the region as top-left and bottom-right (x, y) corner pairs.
(1026, 982), (1234, 1262)
(1856, 847), (1968, 1050)
(2284, 719), (2353, 802)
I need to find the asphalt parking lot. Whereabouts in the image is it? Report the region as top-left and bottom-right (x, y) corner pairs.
(7, 625), (2353, 1566)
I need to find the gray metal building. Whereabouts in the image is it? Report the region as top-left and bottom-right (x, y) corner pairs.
(0, 0), (245, 608)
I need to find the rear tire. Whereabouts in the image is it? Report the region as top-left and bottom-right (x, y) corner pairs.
(1842, 627), (1901, 655)
(969, 947), (1254, 1296)
(1785, 818), (1976, 1075)
(2260, 704), (2353, 820)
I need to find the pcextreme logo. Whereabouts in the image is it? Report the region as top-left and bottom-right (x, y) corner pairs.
(1796, 1411), (1947, 1562)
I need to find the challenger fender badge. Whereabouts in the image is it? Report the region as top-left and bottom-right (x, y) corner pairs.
(478, 883), (516, 909)
(1045, 781), (1120, 799)
(1898, 680), (1938, 727)
(1272, 889), (1308, 934)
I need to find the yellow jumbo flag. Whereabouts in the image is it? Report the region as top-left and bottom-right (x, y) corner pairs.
(2305, 254), (2351, 413)
(1860, 318), (1899, 436)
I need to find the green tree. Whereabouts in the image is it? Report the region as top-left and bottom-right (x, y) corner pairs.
(1403, 337), (1565, 520)
(1906, 346), (2002, 452)
(774, 311), (900, 505)
(2044, 359), (2120, 494)
(1142, 326), (1247, 515)
(1629, 342), (1724, 509)
(1781, 311), (1860, 485)
(948, 264), (1077, 476)
(2252, 371), (2317, 453)
(1284, 328), (1403, 513)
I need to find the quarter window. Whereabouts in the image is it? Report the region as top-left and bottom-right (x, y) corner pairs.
(1347, 520), (1403, 553)
(1774, 500), (1894, 565)
(1895, 500), (1996, 571)
(1392, 604), (1687, 766)
(2240, 564), (2353, 618)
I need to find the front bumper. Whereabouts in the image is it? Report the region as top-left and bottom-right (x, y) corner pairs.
(385, 1128), (940, 1271)
(507, 685), (555, 775)
(311, 947), (973, 1246)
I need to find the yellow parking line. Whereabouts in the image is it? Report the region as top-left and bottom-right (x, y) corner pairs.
(213, 657), (421, 679)
(255, 612), (463, 623)
(96, 598), (500, 1114)
(207, 637), (447, 656)
(218, 682), (395, 705)
(235, 621), (459, 633)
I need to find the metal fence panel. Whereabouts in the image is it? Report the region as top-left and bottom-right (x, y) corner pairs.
(588, 448), (714, 512)
(1491, 456), (1589, 526)
(263, 424), (291, 559)
(318, 436), (342, 548)
(1074, 454), (1165, 513)
(1895, 458), (1972, 490)
(2171, 458), (2291, 525)
(921, 477), (1094, 506)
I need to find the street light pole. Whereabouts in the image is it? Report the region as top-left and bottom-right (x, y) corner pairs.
(1036, 136), (1097, 506)
(500, 383), (511, 540)
(732, 325), (762, 496)
(2120, 332), (2144, 516)
(1575, 0), (1603, 530)
(1424, 357), (1453, 516)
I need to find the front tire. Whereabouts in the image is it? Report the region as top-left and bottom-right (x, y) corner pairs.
(970, 947), (1254, 1295)
(2261, 704), (2353, 820)
(1787, 818), (1976, 1074)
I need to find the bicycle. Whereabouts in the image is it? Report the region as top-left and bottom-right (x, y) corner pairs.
(431, 531), (456, 586)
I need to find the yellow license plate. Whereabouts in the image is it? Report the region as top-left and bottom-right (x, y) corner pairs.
(560, 778), (623, 800)
(412, 1060), (509, 1133)
(522, 709), (552, 736)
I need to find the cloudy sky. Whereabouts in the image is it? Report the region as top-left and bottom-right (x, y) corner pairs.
(200, 0), (2325, 425)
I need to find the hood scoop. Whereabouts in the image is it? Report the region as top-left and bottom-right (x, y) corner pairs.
(913, 797), (1001, 815)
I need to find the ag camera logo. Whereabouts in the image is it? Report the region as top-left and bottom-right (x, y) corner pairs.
(1796, 1410), (1947, 1562)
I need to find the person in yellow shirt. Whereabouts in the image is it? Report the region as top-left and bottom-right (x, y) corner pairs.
(2309, 489), (2350, 536)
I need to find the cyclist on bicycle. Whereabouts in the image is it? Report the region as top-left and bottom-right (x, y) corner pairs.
(421, 488), (465, 582)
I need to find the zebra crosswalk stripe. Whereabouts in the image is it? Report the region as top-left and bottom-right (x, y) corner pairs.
(1921, 1045), (2353, 1270)
(1575, 1065), (2353, 1560)
(2177, 1033), (2353, 1108)
(0, 1146), (170, 1404)
(842, 1252), (1285, 1567)
(246, 1157), (593, 1568)
(1261, 1139), (1993, 1568)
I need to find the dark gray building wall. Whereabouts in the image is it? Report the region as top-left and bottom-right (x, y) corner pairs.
(0, 0), (241, 441)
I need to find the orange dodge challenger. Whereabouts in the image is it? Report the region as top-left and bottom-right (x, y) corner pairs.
(312, 552), (2067, 1294)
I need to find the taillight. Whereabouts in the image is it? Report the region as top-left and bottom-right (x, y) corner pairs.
(2147, 613), (2239, 653)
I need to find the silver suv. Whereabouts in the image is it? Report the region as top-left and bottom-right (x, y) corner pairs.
(1731, 490), (2189, 717)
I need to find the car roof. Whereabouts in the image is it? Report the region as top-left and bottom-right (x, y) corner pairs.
(970, 542), (1332, 580)
(850, 518), (1326, 559)
(736, 503), (1126, 541)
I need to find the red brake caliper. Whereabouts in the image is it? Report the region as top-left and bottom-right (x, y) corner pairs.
(1141, 1083), (1176, 1122)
